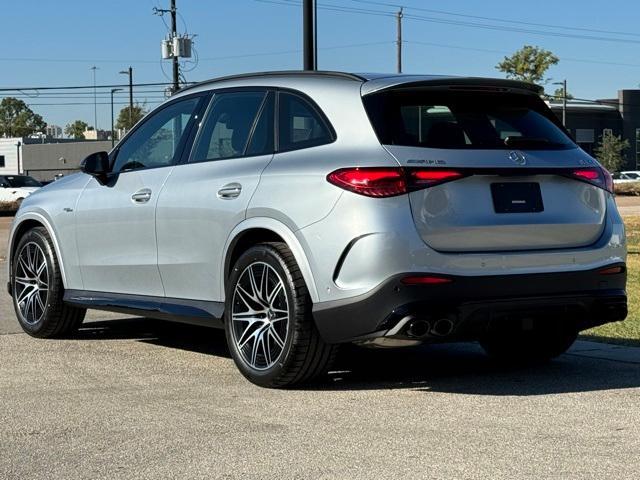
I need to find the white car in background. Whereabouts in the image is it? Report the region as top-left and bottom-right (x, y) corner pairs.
(0, 175), (43, 206)
(613, 171), (640, 184)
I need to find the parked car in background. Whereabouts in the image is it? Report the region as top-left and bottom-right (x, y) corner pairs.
(613, 171), (640, 183)
(0, 175), (42, 207)
(7, 71), (627, 387)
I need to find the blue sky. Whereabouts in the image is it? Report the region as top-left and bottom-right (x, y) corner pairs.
(2, 0), (640, 131)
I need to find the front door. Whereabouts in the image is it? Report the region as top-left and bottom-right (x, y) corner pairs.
(75, 95), (205, 296)
(157, 90), (275, 301)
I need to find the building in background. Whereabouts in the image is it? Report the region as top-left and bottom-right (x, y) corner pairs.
(45, 124), (63, 139)
(549, 89), (640, 170)
(0, 137), (111, 181)
(83, 128), (110, 141)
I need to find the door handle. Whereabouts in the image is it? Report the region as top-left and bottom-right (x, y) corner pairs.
(131, 188), (152, 203)
(217, 183), (242, 199)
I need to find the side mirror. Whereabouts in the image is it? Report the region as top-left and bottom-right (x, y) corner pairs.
(80, 151), (110, 183)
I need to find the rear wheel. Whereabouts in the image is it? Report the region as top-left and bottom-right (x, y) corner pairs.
(225, 242), (337, 388)
(12, 227), (86, 338)
(480, 320), (578, 363)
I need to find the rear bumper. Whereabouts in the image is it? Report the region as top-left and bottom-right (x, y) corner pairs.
(312, 264), (627, 344)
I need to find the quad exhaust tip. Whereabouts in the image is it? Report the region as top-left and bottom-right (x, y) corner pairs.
(405, 317), (455, 338)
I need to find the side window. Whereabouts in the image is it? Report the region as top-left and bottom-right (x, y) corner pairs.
(246, 92), (275, 157)
(191, 91), (266, 162)
(112, 97), (200, 173)
(278, 92), (332, 151)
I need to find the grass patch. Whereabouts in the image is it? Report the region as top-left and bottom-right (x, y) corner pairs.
(615, 182), (640, 196)
(583, 215), (640, 345)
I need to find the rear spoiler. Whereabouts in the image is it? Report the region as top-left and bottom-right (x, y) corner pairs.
(361, 76), (543, 96)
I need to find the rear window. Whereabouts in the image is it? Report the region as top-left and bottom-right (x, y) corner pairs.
(363, 90), (576, 150)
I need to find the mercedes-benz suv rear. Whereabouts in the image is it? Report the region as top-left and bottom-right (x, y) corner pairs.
(9, 71), (627, 388)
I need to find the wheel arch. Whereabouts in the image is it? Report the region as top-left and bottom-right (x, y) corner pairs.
(222, 218), (319, 303)
(8, 213), (68, 290)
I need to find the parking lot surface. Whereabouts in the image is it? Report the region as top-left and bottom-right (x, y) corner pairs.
(1, 213), (640, 479)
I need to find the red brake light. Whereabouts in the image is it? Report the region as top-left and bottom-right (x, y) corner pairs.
(327, 168), (466, 197)
(410, 169), (465, 188)
(570, 167), (613, 193)
(327, 168), (407, 197)
(401, 275), (453, 285)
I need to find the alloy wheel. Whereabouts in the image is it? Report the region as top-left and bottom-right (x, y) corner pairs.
(231, 261), (289, 371)
(15, 242), (49, 325)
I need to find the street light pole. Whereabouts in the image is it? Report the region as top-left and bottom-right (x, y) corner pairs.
(90, 66), (99, 131)
(119, 67), (134, 126)
(110, 88), (122, 148)
(553, 79), (568, 127)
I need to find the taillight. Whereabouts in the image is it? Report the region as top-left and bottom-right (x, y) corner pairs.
(327, 167), (465, 198)
(569, 167), (614, 194)
(327, 168), (407, 197)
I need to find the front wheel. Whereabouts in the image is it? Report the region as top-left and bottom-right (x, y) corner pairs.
(225, 242), (337, 388)
(12, 226), (86, 338)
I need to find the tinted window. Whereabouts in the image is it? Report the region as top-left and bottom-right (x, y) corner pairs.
(363, 91), (575, 150)
(112, 97), (200, 173)
(4, 175), (42, 187)
(0, 155), (5, 168)
(246, 92), (275, 156)
(191, 91), (266, 162)
(278, 92), (332, 151)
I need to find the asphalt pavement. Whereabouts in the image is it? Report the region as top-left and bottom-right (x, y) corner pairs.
(1, 212), (640, 479)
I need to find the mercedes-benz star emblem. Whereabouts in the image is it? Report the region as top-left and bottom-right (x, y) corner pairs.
(508, 150), (527, 166)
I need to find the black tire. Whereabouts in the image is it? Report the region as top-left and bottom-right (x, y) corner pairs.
(480, 320), (578, 364)
(225, 242), (338, 388)
(12, 226), (86, 338)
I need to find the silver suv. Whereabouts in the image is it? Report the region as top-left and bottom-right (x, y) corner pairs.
(8, 71), (627, 387)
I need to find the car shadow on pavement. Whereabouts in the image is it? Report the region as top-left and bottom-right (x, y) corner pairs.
(319, 343), (640, 395)
(75, 317), (231, 358)
(74, 318), (640, 396)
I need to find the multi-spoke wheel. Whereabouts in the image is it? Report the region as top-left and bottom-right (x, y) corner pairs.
(14, 242), (49, 325)
(231, 262), (289, 370)
(225, 242), (338, 388)
(12, 226), (86, 338)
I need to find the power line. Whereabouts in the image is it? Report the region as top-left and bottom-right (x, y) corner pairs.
(0, 82), (182, 92)
(257, 0), (640, 45)
(347, 0), (640, 38)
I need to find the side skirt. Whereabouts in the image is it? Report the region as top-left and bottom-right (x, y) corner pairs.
(63, 290), (225, 329)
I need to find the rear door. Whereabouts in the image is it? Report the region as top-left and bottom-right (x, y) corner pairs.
(363, 88), (608, 252)
(156, 89), (275, 301)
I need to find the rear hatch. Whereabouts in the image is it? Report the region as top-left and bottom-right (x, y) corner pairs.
(362, 83), (609, 252)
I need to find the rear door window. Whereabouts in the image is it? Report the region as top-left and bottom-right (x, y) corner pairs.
(364, 90), (575, 150)
(278, 92), (333, 151)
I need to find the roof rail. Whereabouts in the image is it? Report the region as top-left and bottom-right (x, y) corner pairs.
(178, 70), (365, 94)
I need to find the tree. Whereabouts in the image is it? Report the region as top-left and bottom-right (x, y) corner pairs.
(550, 87), (574, 103)
(594, 132), (629, 173)
(65, 120), (89, 140)
(115, 104), (147, 132)
(496, 45), (559, 85)
(0, 97), (46, 137)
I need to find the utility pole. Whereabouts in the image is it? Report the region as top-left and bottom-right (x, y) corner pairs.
(119, 67), (134, 126)
(90, 66), (98, 131)
(562, 78), (567, 127)
(170, 0), (179, 92)
(303, 0), (317, 70)
(396, 7), (403, 74)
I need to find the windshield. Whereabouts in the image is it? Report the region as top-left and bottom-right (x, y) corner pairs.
(624, 172), (640, 179)
(4, 175), (42, 188)
(363, 90), (576, 150)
